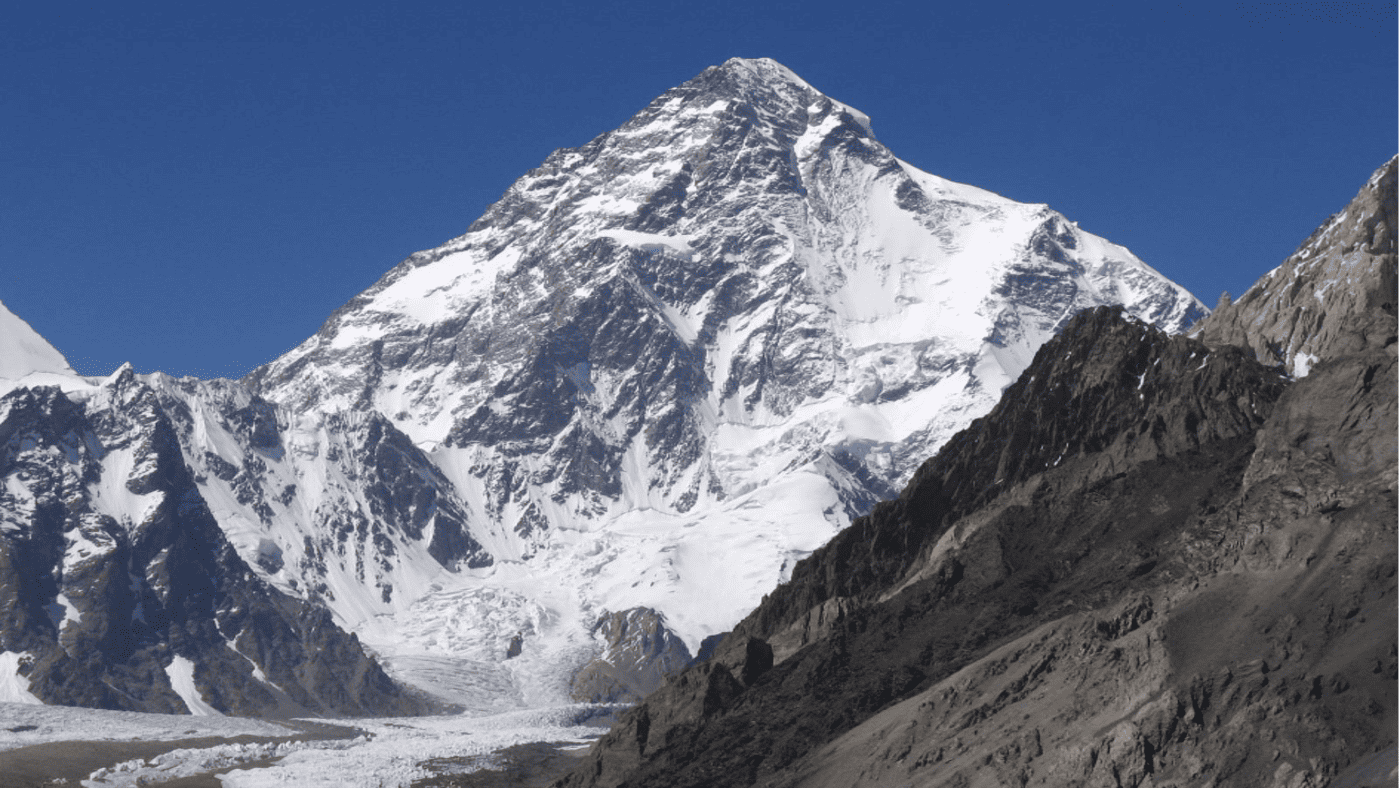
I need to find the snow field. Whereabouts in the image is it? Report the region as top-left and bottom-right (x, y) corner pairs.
(215, 707), (606, 788)
(0, 298), (75, 381)
(0, 701), (292, 752)
(87, 445), (165, 531)
(2, 701), (607, 788)
(166, 656), (224, 716)
(0, 653), (42, 705)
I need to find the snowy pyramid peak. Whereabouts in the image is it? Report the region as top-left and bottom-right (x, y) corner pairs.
(712, 57), (821, 104)
(0, 298), (74, 380)
(722, 57), (872, 133)
(231, 57), (1207, 692)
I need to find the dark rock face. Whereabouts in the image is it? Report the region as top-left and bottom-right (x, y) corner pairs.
(0, 370), (431, 717)
(714, 306), (1288, 654)
(576, 661), (746, 787)
(555, 159), (1398, 788)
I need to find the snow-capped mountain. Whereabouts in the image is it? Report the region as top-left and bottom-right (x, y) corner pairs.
(231, 57), (1203, 692)
(557, 156), (1397, 788)
(1, 57), (1209, 714)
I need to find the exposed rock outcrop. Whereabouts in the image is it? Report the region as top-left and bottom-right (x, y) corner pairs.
(1193, 155), (1397, 376)
(571, 608), (693, 703)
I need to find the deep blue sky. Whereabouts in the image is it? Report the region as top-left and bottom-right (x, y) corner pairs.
(4, 1), (1395, 379)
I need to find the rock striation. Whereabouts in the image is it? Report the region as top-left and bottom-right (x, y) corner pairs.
(555, 157), (1398, 788)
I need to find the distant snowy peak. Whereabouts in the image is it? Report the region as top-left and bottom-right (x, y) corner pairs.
(1193, 155), (1397, 376)
(0, 299), (74, 381)
(0, 368), (429, 716)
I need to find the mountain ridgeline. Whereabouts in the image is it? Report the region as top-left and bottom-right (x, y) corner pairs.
(0, 367), (431, 716)
(0, 57), (1217, 717)
(556, 158), (1398, 787)
(0, 55), (1387, 762)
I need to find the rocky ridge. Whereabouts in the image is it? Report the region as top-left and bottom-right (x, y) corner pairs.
(555, 158), (1398, 787)
(1193, 155), (1397, 377)
(569, 607), (694, 704)
(0, 365), (432, 716)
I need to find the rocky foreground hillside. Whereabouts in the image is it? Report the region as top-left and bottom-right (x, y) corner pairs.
(555, 160), (1398, 788)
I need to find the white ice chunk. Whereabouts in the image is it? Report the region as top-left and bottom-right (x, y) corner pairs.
(1292, 351), (1319, 378)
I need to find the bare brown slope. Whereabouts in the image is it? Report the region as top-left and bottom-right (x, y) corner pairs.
(774, 345), (1397, 788)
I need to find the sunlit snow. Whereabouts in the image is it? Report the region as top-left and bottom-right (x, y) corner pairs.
(0, 653), (42, 705)
(0, 299), (74, 382)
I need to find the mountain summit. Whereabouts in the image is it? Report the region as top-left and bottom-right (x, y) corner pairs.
(2, 58), (1208, 713)
(230, 57), (1204, 685)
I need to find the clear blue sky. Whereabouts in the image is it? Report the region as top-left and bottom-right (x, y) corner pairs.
(4, 1), (1395, 379)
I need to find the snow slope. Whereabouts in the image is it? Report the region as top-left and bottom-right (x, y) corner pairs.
(0, 298), (76, 384)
